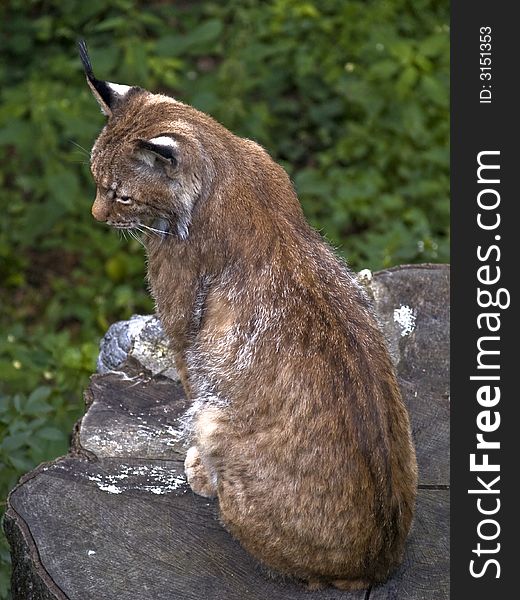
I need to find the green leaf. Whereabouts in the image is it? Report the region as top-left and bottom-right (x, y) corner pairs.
(294, 169), (332, 198)
(186, 19), (223, 48)
(369, 60), (399, 79)
(105, 255), (127, 282)
(389, 41), (414, 62)
(9, 452), (35, 472)
(93, 16), (128, 32)
(37, 427), (67, 442)
(420, 34), (448, 58)
(1, 432), (30, 452)
(46, 170), (80, 209)
(421, 75), (448, 107)
(396, 66), (418, 94)
(25, 386), (53, 414)
(156, 19), (223, 56)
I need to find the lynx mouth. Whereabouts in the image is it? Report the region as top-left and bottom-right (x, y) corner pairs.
(107, 220), (139, 230)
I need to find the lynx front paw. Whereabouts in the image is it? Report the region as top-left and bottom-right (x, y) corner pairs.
(184, 446), (217, 498)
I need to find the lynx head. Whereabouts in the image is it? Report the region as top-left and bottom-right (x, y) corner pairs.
(79, 40), (222, 241)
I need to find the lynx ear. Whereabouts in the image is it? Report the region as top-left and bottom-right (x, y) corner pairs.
(136, 137), (178, 167)
(78, 39), (132, 117)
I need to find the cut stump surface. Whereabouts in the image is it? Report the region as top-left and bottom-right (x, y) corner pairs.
(5, 264), (450, 600)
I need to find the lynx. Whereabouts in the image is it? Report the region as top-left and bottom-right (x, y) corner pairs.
(80, 40), (417, 590)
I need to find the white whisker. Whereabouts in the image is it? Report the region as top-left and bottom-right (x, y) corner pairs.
(139, 223), (175, 237)
(68, 158), (90, 165)
(129, 229), (146, 249)
(135, 225), (148, 237)
(69, 140), (90, 156)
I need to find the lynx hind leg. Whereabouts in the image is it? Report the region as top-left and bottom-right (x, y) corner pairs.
(184, 446), (217, 498)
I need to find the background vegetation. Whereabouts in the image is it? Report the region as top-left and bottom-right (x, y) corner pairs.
(0, 0), (449, 594)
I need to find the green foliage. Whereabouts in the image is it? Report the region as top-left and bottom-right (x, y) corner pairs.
(0, 0), (448, 595)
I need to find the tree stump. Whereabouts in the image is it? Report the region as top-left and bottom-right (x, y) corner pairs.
(4, 264), (450, 600)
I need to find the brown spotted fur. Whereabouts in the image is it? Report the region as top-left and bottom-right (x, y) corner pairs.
(85, 71), (417, 590)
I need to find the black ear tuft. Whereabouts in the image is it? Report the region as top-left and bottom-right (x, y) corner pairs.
(78, 38), (130, 116)
(77, 39), (94, 79)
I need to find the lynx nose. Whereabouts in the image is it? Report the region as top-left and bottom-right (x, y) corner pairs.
(91, 191), (110, 222)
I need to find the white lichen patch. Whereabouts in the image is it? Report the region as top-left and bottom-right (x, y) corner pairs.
(97, 483), (122, 494)
(82, 417), (186, 457)
(393, 305), (417, 337)
(86, 463), (187, 496)
(126, 314), (150, 339)
(127, 315), (179, 379)
(83, 433), (125, 455)
(103, 369), (142, 383)
(163, 424), (186, 443)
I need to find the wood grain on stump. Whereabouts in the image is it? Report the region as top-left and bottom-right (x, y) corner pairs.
(4, 264), (450, 600)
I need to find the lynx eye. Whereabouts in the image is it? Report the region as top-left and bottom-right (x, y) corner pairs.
(116, 195), (132, 205)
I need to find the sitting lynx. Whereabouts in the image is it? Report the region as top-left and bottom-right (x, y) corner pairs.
(80, 40), (417, 590)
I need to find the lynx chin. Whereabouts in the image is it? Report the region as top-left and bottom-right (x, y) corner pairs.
(80, 40), (417, 591)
